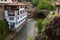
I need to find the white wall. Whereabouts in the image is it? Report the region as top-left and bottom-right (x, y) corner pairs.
(4, 7), (27, 29)
(4, 10), (18, 22)
(15, 19), (26, 28)
(0, 0), (12, 3)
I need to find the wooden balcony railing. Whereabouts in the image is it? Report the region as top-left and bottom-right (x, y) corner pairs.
(8, 14), (15, 16)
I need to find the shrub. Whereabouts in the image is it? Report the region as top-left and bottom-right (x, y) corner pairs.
(35, 19), (44, 34)
(27, 37), (34, 40)
(42, 19), (50, 26)
(35, 18), (50, 34)
(0, 19), (9, 40)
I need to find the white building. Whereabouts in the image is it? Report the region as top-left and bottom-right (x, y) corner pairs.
(0, 0), (17, 3)
(0, 0), (28, 30)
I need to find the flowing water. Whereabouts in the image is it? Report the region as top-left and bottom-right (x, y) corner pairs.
(12, 20), (36, 40)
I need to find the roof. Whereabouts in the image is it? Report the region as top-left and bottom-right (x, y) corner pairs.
(27, 8), (35, 11)
(23, 2), (33, 7)
(54, 1), (60, 6)
(4, 2), (28, 6)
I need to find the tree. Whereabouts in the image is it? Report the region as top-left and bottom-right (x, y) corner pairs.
(0, 19), (9, 40)
(18, 0), (39, 6)
(45, 16), (60, 40)
(35, 19), (44, 34)
(18, 0), (31, 2)
(37, 0), (55, 10)
(31, 0), (39, 6)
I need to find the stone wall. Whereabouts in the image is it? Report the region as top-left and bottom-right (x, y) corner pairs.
(0, 4), (4, 19)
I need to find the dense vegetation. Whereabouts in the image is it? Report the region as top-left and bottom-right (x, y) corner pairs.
(18, 0), (57, 40)
(35, 13), (56, 40)
(35, 19), (44, 34)
(37, 0), (55, 10)
(18, 0), (55, 11)
(18, 0), (39, 6)
(28, 37), (34, 40)
(18, 0), (55, 19)
(0, 19), (9, 40)
(45, 16), (60, 40)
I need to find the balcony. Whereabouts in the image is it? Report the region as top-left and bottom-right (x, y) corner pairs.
(8, 11), (15, 16)
(19, 8), (26, 11)
(5, 10), (18, 16)
(8, 14), (15, 16)
(8, 17), (16, 22)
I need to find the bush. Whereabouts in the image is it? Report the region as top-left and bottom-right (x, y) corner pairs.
(0, 19), (9, 40)
(27, 37), (34, 40)
(35, 18), (50, 34)
(42, 19), (50, 26)
(35, 19), (44, 34)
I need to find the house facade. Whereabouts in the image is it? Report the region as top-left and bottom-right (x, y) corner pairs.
(0, 0), (28, 31)
(53, 0), (60, 15)
(0, 0), (17, 3)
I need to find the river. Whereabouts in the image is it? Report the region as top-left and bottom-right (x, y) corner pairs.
(12, 20), (36, 40)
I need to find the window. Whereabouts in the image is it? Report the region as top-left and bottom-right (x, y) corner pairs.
(10, 23), (15, 29)
(25, 6), (27, 9)
(5, 0), (6, 1)
(16, 22), (18, 24)
(23, 10), (24, 13)
(0, 5), (2, 8)
(9, 17), (14, 20)
(19, 21), (20, 23)
(18, 17), (19, 19)
(20, 6), (22, 8)
(20, 16), (22, 18)
(21, 20), (22, 22)
(12, 0), (16, 2)
(18, 11), (19, 15)
(1, 0), (3, 1)
(20, 11), (22, 14)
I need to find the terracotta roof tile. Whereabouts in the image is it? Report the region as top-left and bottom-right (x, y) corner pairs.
(5, 2), (28, 6)
(54, 1), (60, 6)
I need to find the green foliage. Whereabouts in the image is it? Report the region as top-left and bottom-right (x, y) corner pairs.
(31, 0), (39, 6)
(0, 19), (9, 40)
(42, 19), (50, 26)
(18, 0), (56, 11)
(51, 13), (56, 19)
(27, 37), (34, 40)
(35, 19), (44, 34)
(37, 0), (55, 10)
(35, 18), (50, 34)
(18, 0), (39, 6)
(18, 0), (27, 2)
(18, 0), (31, 2)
